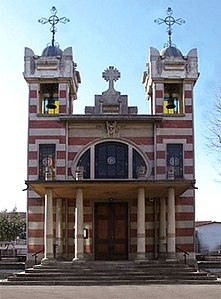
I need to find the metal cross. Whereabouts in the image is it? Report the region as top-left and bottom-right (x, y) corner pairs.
(102, 66), (120, 91)
(154, 7), (185, 47)
(38, 6), (70, 47)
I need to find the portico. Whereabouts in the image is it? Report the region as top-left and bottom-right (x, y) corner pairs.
(27, 180), (193, 263)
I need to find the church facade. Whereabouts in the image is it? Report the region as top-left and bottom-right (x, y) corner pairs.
(24, 35), (199, 264)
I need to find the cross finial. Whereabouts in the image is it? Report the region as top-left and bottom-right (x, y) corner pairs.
(154, 7), (185, 47)
(38, 6), (70, 47)
(102, 66), (120, 92)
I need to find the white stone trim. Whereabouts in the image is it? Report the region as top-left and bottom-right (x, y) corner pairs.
(158, 128), (193, 136)
(29, 222), (44, 229)
(30, 128), (66, 136)
(176, 221), (194, 228)
(28, 238), (44, 245)
(27, 190), (41, 198)
(181, 189), (194, 197)
(176, 205), (194, 213)
(176, 236), (194, 244)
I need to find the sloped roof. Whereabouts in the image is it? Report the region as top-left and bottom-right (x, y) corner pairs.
(196, 221), (221, 227)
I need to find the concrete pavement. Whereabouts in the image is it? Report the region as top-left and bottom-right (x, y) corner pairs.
(1, 285), (221, 299)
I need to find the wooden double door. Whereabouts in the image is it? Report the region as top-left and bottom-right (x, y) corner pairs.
(94, 202), (128, 260)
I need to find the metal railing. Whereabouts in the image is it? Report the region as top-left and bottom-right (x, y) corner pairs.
(176, 246), (189, 264)
(32, 249), (44, 265)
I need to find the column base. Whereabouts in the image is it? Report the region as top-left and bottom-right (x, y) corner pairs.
(72, 254), (85, 263)
(56, 255), (66, 261)
(72, 258), (85, 263)
(165, 252), (178, 262)
(135, 253), (147, 262)
(158, 252), (167, 260)
(41, 257), (57, 266)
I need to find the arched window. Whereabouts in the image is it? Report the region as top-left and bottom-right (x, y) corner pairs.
(95, 142), (128, 179)
(132, 149), (146, 179)
(76, 148), (90, 179)
(72, 141), (150, 180)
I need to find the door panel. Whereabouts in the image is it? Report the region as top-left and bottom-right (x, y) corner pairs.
(95, 202), (128, 260)
(96, 219), (109, 239)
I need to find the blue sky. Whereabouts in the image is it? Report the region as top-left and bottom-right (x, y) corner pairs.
(0, 0), (221, 220)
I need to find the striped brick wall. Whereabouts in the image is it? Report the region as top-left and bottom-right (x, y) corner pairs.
(27, 82), (70, 256)
(27, 80), (196, 261)
(153, 81), (195, 255)
(154, 82), (194, 181)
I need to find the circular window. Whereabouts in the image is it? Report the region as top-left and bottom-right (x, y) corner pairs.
(107, 156), (116, 165)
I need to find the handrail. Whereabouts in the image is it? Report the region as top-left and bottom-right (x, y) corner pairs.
(176, 246), (189, 264)
(32, 249), (44, 265)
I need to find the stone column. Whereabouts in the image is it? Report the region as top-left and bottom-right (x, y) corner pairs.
(159, 197), (167, 258)
(42, 187), (55, 264)
(56, 198), (63, 260)
(167, 187), (176, 259)
(73, 188), (84, 261)
(136, 187), (146, 260)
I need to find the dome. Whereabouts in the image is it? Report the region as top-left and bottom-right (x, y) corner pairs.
(41, 45), (63, 57)
(160, 46), (183, 58)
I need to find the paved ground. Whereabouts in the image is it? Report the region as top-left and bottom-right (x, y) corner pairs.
(1, 285), (221, 299)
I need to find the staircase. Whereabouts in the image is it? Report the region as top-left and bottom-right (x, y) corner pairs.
(0, 260), (25, 280)
(197, 255), (221, 276)
(2, 261), (220, 285)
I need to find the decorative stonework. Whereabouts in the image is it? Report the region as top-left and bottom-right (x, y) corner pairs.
(185, 59), (191, 74)
(30, 57), (36, 74)
(84, 66), (138, 116)
(102, 66), (120, 94)
(137, 166), (147, 179)
(106, 121), (118, 137)
(59, 57), (65, 74)
(157, 58), (163, 75)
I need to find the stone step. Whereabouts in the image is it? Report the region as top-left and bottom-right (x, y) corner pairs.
(26, 267), (195, 274)
(197, 261), (221, 268)
(197, 255), (221, 261)
(9, 275), (215, 282)
(7, 280), (216, 286)
(4, 278), (220, 286)
(31, 263), (178, 269)
(32, 262), (193, 272)
(3, 261), (220, 285)
(24, 270), (197, 277)
(0, 262), (25, 270)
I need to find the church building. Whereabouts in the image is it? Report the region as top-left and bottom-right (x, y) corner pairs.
(24, 7), (199, 265)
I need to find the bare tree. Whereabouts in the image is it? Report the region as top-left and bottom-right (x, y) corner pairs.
(206, 98), (221, 173)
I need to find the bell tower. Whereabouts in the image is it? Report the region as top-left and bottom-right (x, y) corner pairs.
(24, 7), (80, 116)
(24, 7), (81, 260)
(142, 8), (199, 257)
(24, 6), (81, 181)
(143, 46), (198, 116)
(143, 7), (199, 117)
(142, 7), (199, 181)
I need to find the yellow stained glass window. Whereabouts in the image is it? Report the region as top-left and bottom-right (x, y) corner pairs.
(40, 83), (59, 114)
(42, 96), (59, 114)
(164, 83), (182, 115)
(163, 96), (179, 114)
